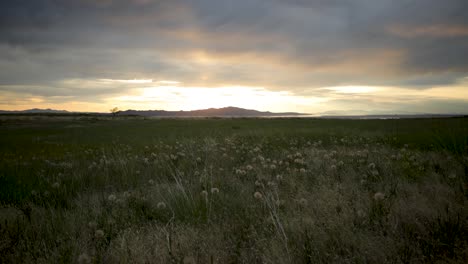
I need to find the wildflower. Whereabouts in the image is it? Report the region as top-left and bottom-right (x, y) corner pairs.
(270, 164), (277, 170)
(78, 253), (92, 264)
(148, 179), (154, 185)
(373, 192), (385, 201)
(94, 229), (105, 239)
(211, 187), (219, 194)
(246, 165), (253, 171)
(276, 174), (283, 181)
(196, 157), (202, 163)
(108, 194), (116, 202)
(300, 168), (306, 173)
(337, 161), (344, 166)
(157, 202), (167, 210)
(254, 192), (263, 200)
(201, 190), (208, 197)
(52, 182), (60, 189)
(330, 165), (337, 170)
(368, 163), (376, 169)
(123, 191), (131, 198)
(267, 181), (275, 187)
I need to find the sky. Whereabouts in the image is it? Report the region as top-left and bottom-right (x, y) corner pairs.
(1, 0), (468, 115)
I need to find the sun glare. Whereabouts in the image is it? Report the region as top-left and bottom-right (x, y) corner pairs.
(109, 85), (324, 113)
(326, 86), (381, 94)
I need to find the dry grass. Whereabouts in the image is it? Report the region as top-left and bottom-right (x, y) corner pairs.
(0, 117), (467, 263)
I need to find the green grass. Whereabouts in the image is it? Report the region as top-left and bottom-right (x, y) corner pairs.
(0, 116), (467, 263)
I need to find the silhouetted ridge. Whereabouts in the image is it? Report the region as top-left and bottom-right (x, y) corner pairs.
(116, 106), (305, 117)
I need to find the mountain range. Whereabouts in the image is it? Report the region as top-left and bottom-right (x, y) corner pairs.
(0, 108), (70, 114)
(0, 107), (306, 117)
(116, 106), (306, 117)
(0, 107), (465, 118)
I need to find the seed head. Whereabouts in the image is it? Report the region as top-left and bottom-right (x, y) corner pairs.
(157, 202), (167, 209)
(107, 194), (116, 202)
(255, 180), (263, 187)
(201, 190), (208, 197)
(373, 192), (385, 201)
(94, 229), (105, 239)
(211, 187), (219, 194)
(254, 192), (263, 200)
(78, 253), (92, 264)
(148, 179), (155, 185)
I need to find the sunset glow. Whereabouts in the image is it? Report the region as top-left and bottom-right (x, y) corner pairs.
(0, 1), (467, 114)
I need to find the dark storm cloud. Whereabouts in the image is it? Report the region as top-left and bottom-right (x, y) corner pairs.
(0, 0), (467, 102)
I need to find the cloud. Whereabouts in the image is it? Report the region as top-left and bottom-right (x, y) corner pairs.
(0, 0), (467, 112)
(388, 24), (468, 38)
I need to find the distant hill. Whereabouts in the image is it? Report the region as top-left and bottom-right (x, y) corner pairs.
(117, 106), (306, 117)
(0, 108), (69, 114)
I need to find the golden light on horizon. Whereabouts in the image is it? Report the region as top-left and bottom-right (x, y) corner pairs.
(325, 86), (382, 94)
(111, 85), (326, 113)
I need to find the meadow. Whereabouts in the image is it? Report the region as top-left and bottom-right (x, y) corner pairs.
(0, 115), (467, 263)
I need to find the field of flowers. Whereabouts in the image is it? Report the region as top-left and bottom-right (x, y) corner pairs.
(0, 116), (467, 263)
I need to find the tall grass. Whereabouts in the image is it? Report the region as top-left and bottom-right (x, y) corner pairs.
(0, 116), (467, 263)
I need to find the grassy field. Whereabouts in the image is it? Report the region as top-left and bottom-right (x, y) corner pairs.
(1, 116), (467, 263)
